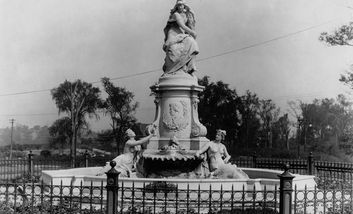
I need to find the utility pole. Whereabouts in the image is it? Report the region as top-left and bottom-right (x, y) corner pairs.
(9, 119), (15, 159)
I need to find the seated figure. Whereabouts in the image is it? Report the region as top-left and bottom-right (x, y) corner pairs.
(97, 128), (155, 177)
(196, 129), (249, 179)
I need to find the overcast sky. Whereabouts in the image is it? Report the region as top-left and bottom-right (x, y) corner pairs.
(1, 0), (353, 130)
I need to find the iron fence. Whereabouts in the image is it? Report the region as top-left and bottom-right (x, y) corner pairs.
(0, 151), (114, 181)
(0, 158), (27, 181)
(0, 180), (281, 214)
(0, 180), (105, 213)
(233, 153), (353, 183)
(2, 161), (353, 214)
(3, 151), (353, 183)
(293, 185), (353, 214)
(117, 181), (279, 214)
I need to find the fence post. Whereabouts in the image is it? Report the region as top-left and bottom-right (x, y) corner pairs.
(307, 152), (314, 175)
(252, 152), (257, 168)
(278, 164), (294, 214)
(28, 151), (34, 179)
(84, 150), (89, 168)
(106, 161), (120, 214)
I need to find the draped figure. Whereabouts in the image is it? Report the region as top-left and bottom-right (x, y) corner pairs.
(163, 0), (199, 75)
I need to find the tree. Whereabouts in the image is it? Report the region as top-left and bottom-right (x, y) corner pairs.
(51, 80), (102, 166)
(272, 114), (291, 150)
(238, 91), (261, 149)
(198, 76), (242, 151)
(48, 117), (72, 154)
(258, 99), (280, 148)
(101, 77), (138, 154)
(293, 96), (353, 152)
(320, 22), (353, 46)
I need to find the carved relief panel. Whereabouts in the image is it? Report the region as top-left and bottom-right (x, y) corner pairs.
(160, 98), (191, 138)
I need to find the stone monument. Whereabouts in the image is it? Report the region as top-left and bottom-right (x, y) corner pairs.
(137, 0), (210, 178)
(101, 0), (248, 179)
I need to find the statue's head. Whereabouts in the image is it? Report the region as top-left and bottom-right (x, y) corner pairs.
(176, 0), (186, 6)
(176, 0), (185, 12)
(216, 129), (227, 141)
(125, 129), (136, 138)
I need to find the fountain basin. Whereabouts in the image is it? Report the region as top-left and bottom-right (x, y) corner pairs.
(41, 167), (316, 191)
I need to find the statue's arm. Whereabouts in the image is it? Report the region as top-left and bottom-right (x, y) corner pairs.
(196, 142), (210, 156)
(126, 127), (155, 147)
(174, 13), (197, 38)
(126, 134), (154, 147)
(222, 145), (231, 164)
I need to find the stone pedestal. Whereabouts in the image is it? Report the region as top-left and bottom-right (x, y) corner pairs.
(147, 71), (209, 151)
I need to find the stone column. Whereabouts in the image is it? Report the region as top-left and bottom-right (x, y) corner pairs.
(278, 164), (295, 214)
(106, 161), (120, 214)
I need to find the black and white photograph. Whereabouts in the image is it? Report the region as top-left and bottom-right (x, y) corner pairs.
(1, 0), (353, 213)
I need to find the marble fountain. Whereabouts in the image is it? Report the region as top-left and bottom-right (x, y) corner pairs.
(41, 0), (316, 193)
(41, 72), (316, 192)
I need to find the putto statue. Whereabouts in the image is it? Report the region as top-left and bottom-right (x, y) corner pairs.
(163, 0), (199, 75)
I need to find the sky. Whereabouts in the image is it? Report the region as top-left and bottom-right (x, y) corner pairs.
(1, 0), (353, 131)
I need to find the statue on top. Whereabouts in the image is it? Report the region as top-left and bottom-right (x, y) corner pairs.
(162, 0), (199, 76)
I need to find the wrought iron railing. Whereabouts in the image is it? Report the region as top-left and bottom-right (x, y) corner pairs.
(0, 180), (281, 214)
(2, 161), (353, 214)
(3, 151), (353, 183)
(0, 180), (105, 213)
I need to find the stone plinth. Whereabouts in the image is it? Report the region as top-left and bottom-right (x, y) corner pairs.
(147, 71), (208, 151)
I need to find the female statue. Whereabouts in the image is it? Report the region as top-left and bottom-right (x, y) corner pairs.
(196, 130), (249, 179)
(196, 129), (231, 172)
(97, 128), (155, 177)
(163, 0), (199, 75)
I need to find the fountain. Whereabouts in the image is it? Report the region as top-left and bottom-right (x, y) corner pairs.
(41, 0), (316, 192)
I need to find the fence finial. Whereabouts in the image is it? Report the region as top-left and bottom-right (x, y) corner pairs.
(109, 160), (117, 169)
(282, 163), (290, 174)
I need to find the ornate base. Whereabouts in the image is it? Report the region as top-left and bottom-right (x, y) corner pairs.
(142, 70), (209, 178)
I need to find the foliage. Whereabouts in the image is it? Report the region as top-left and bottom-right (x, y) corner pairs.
(101, 77), (138, 154)
(0, 125), (50, 147)
(144, 181), (177, 193)
(319, 22), (353, 46)
(198, 76), (290, 153)
(272, 114), (291, 150)
(237, 91), (261, 149)
(48, 117), (72, 153)
(297, 96), (353, 145)
(39, 150), (51, 157)
(0, 200), (279, 214)
(287, 96), (353, 160)
(51, 79), (102, 166)
(198, 76), (241, 142)
(0, 201), (105, 214)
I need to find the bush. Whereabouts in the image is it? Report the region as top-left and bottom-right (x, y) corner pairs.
(40, 150), (51, 158)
